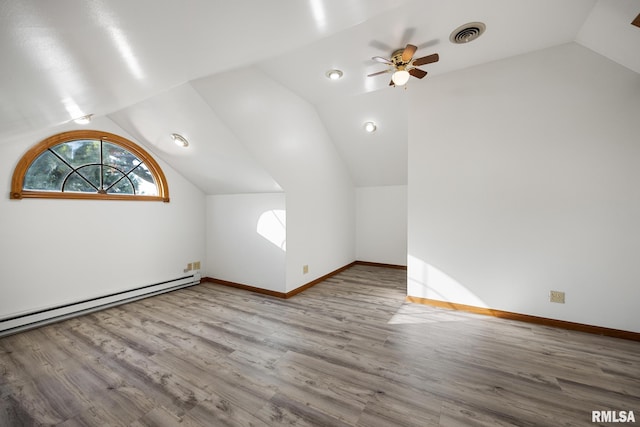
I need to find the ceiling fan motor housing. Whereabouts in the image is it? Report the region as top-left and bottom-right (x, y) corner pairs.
(391, 49), (410, 68)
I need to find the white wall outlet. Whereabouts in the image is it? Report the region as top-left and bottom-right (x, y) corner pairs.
(550, 290), (565, 304)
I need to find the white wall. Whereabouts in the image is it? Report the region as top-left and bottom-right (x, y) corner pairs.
(193, 68), (355, 292)
(206, 193), (286, 292)
(408, 43), (640, 333)
(356, 186), (407, 266)
(0, 117), (206, 318)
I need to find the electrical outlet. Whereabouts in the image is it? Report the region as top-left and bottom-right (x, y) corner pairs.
(187, 263), (193, 271)
(303, 265), (309, 274)
(550, 290), (565, 304)
(193, 261), (201, 270)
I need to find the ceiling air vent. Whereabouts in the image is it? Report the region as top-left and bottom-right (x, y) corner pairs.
(450, 22), (486, 44)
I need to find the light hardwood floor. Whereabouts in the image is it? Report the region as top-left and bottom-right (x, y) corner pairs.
(1, 264), (639, 426)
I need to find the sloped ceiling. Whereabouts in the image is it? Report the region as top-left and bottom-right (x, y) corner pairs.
(108, 83), (282, 194)
(1, 0), (639, 193)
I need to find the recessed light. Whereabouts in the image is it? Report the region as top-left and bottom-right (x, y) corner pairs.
(171, 133), (189, 148)
(325, 69), (343, 80)
(73, 114), (93, 125)
(364, 121), (377, 133)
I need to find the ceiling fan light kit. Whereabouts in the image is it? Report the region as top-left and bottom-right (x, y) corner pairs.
(391, 70), (410, 86)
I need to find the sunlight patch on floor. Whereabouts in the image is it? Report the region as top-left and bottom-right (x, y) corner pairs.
(387, 303), (486, 325)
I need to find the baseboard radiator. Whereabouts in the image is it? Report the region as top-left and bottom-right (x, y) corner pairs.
(0, 273), (201, 337)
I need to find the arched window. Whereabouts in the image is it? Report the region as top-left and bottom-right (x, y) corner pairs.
(11, 130), (169, 202)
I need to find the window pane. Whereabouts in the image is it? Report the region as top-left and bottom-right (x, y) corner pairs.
(132, 161), (154, 184)
(103, 166), (126, 189)
(129, 164), (158, 195)
(51, 140), (100, 168)
(63, 171), (98, 193)
(103, 141), (139, 172)
(24, 151), (72, 191)
(107, 178), (134, 194)
(72, 164), (101, 191)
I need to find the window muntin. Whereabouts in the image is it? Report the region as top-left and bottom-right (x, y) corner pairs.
(11, 130), (169, 202)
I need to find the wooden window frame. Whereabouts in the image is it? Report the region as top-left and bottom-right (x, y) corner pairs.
(10, 130), (170, 202)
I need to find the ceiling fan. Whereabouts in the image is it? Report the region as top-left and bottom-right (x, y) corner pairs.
(368, 44), (439, 87)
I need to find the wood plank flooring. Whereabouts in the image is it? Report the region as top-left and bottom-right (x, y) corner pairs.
(1, 264), (639, 426)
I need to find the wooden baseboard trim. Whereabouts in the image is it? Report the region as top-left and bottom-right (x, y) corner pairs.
(203, 261), (406, 299)
(354, 260), (407, 270)
(286, 261), (357, 298)
(406, 296), (640, 342)
(201, 277), (287, 298)
(202, 261), (358, 299)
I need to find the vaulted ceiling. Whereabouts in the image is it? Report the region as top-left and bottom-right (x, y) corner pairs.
(2, 0), (639, 193)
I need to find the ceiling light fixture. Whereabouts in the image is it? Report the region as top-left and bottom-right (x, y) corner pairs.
(325, 69), (343, 80)
(391, 70), (410, 86)
(363, 121), (377, 133)
(171, 133), (189, 148)
(73, 114), (93, 125)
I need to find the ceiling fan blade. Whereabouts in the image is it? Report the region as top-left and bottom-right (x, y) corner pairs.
(367, 69), (392, 77)
(412, 53), (439, 66)
(401, 44), (417, 62)
(409, 68), (427, 79)
(372, 56), (393, 65)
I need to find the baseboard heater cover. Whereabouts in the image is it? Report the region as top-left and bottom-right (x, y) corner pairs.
(0, 273), (201, 337)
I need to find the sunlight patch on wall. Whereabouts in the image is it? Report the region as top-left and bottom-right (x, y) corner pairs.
(257, 209), (286, 251)
(407, 254), (487, 308)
